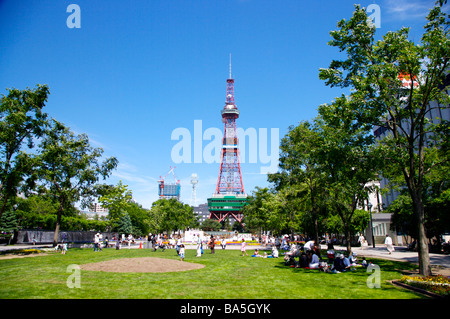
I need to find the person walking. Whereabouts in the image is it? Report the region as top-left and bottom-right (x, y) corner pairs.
(209, 236), (216, 254)
(93, 233), (99, 252)
(384, 234), (394, 254)
(179, 244), (185, 261)
(221, 236), (227, 250)
(176, 235), (182, 255)
(196, 235), (202, 257)
(241, 238), (248, 256)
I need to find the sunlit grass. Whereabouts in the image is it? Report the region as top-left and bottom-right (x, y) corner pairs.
(0, 247), (424, 299)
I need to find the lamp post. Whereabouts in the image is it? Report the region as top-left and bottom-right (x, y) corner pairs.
(368, 202), (375, 248)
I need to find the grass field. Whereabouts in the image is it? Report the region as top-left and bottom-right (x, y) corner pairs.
(0, 247), (425, 299)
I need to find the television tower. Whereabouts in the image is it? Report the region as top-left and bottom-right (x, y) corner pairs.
(207, 56), (247, 224)
(190, 173), (198, 206)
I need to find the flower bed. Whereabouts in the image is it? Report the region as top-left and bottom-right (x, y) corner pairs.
(399, 275), (450, 297)
(225, 240), (260, 246)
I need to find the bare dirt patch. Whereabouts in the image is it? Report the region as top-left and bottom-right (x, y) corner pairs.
(80, 257), (205, 273)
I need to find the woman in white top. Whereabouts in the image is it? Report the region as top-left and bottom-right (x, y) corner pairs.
(309, 251), (320, 269)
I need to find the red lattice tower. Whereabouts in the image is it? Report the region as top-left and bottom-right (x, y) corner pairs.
(214, 63), (245, 196)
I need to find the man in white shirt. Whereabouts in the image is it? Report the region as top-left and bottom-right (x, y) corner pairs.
(304, 240), (315, 252)
(384, 234), (394, 254)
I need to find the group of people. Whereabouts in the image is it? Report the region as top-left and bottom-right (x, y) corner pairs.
(279, 240), (372, 273)
(323, 242), (372, 273)
(96, 233), (137, 251)
(251, 246), (279, 258)
(283, 240), (322, 268)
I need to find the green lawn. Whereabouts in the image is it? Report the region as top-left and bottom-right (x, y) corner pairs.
(0, 247), (425, 299)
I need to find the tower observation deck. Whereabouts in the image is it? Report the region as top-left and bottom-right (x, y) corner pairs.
(207, 59), (248, 224)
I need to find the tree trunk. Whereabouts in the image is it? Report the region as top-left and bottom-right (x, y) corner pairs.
(313, 213), (319, 244)
(346, 227), (352, 254)
(53, 206), (63, 247)
(413, 198), (432, 276)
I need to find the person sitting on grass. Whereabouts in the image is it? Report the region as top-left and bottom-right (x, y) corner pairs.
(349, 252), (358, 266)
(342, 254), (353, 271)
(362, 257), (368, 267)
(284, 244), (300, 260)
(298, 252), (308, 268)
(252, 249), (262, 257)
(272, 246), (279, 258)
(332, 254), (345, 273)
(327, 246), (335, 265)
(307, 250), (320, 269)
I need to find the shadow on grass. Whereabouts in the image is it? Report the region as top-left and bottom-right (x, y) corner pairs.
(273, 256), (418, 276)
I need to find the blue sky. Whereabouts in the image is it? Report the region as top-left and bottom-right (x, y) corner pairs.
(0, 0), (439, 209)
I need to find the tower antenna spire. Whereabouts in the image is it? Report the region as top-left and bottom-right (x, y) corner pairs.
(229, 53), (232, 79)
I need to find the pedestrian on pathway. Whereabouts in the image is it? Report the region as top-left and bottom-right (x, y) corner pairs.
(384, 234), (394, 254)
(221, 236), (227, 250)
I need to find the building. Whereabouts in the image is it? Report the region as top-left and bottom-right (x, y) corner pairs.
(193, 203), (210, 224)
(363, 213), (401, 246)
(92, 203), (108, 213)
(158, 167), (181, 201)
(373, 73), (450, 208)
(367, 74), (449, 246)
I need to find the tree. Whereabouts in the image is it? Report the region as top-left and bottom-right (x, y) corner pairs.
(315, 97), (381, 253)
(149, 198), (196, 234)
(127, 201), (152, 237)
(0, 209), (18, 245)
(269, 121), (328, 242)
(319, 2), (449, 275)
(200, 218), (221, 231)
(36, 120), (118, 246)
(242, 186), (301, 236)
(0, 85), (49, 219)
(97, 180), (133, 229)
(116, 213), (133, 235)
(242, 187), (277, 234)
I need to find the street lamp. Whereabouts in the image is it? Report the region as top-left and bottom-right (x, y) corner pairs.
(368, 202), (375, 248)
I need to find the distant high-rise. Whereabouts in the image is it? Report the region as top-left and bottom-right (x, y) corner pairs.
(158, 166), (180, 200)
